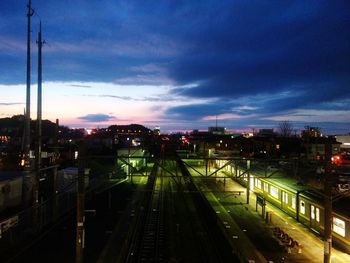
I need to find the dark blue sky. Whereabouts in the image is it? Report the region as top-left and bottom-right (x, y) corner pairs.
(1, 0), (350, 133)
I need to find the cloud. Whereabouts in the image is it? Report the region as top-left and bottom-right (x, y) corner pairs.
(93, 94), (178, 103)
(114, 74), (173, 86)
(263, 109), (350, 123)
(0, 102), (24, 106)
(165, 101), (235, 121)
(70, 84), (92, 88)
(1, 1), (349, 133)
(202, 113), (246, 121)
(166, 1), (350, 115)
(78, 113), (116, 122)
(0, 37), (26, 52)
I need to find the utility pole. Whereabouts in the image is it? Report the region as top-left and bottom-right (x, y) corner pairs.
(35, 21), (43, 178)
(32, 21), (45, 230)
(24, 0), (34, 173)
(34, 21), (44, 210)
(76, 143), (86, 263)
(22, 0), (35, 207)
(324, 142), (333, 263)
(324, 175), (332, 263)
(31, 21), (44, 230)
(53, 119), (59, 221)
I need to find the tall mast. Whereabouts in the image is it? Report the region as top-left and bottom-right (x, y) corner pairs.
(36, 21), (43, 175)
(32, 21), (44, 214)
(25, 0), (34, 173)
(34, 21), (44, 210)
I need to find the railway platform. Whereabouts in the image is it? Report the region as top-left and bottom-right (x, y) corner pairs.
(212, 170), (350, 263)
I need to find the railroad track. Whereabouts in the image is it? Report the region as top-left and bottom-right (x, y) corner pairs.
(137, 165), (165, 262)
(124, 160), (165, 263)
(123, 158), (237, 262)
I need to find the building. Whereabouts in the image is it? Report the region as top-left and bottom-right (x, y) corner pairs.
(208, 126), (225, 135)
(258, 129), (276, 137)
(302, 126), (322, 138)
(302, 137), (341, 161)
(334, 135), (350, 151)
(154, 127), (160, 136)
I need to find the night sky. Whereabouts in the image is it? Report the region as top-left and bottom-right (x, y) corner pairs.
(1, 1), (349, 133)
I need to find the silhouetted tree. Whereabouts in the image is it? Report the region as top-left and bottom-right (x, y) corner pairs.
(278, 121), (293, 137)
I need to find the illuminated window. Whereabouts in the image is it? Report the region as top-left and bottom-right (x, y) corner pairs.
(270, 186), (279, 199)
(311, 205), (320, 222)
(311, 205), (315, 219)
(282, 192), (288, 204)
(333, 217), (345, 237)
(316, 207), (320, 222)
(250, 175), (254, 189)
(300, 200), (305, 214)
(264, 183), (269, 193)
(255, 179), (261, 189)
(292, 196), (296, 209)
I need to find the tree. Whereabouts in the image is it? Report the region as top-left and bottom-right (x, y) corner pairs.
(278, 121), (293, 137)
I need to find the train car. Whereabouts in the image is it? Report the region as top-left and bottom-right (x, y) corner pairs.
(332, 199), (350, 253)
(230, 164), (350, 254)
(298, 190), (324, 234)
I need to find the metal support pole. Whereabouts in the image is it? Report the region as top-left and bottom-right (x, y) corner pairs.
(247, 172), (250, 204)
(53, 165), (58, 220)
(246, 159), (251, 204)
(23, 0), (34, 207)
(35, 21), (43, 176)
(262, 203), (265, 218)
(128, 138), (133, 184)
(24, 0), (34, 173)
(324, 144), (333, 263)
(145, 157), (148, 177)
(324, 182), (332, 263)
(296, 191), (300, 222)
(205, 158), (208, 176)
(33, 22), (43, 231)
(76, 145), (86, 263)
(53, 119), (59, 221)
